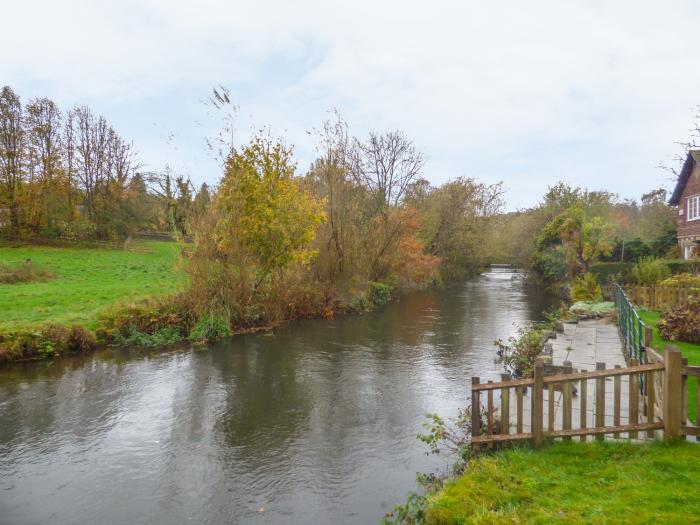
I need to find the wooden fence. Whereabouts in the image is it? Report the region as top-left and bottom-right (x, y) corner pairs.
(624, 285), (698, 311)
(471, 347), (700, 448)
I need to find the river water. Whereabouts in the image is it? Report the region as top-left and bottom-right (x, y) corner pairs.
(0, 269), (554, 525)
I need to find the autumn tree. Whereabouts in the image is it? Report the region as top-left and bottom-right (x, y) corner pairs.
(188, 135), (325, 324)
(0, 86), (24, 233)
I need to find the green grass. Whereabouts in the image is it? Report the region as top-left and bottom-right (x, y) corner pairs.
(639, 309), (699, 424)
(425, 441), (700, 524)
(0, 241), (185, 331)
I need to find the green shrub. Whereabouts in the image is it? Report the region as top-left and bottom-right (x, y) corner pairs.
(494, 326), (548, 378)
(367, 281), (391, 307)
(349, 293), (369, 312)
(189, 314), (231, 342)
(629, 257), (671, 285)
(589, 261), (633, 284)
(666, 259), (700, 275)
(658, 299), (700, 344)
(659, 273), (700, 288)
(570, 273), (603, 302)
(0, 261), (55, 284)
(117, 324), (183, 347)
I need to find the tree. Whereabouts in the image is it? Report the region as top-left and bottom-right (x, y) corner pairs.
(0, 86), (24, 233)
(354, 130), (425, 208)
(216, 136), (325, 286)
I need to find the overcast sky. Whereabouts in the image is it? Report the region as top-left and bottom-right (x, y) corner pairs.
(2, 0), (698, 209)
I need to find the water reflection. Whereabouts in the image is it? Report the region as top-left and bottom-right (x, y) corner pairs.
(0, 270), (554, 524)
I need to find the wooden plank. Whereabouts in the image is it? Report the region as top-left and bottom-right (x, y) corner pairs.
(548, 383), (555, 432)
(545, 422), (664, 439)
(580, 370), (587, 442)
(647, 369), (656, 438)
(487, 382), (494, 435)
(684, 365), (700, 377)
(595, 362), (606, 441)
(664, 347), (683, 440)
(471, 377), (481, 438)
(472, 431), (532, 444)
(613, 365), (621, 438)
(629, 358), (639, 439)
(516, 386), (523, 434)
(472, 363), (664, 392)
(681, 425), (700, 436)
(500, 373), (510, 435)
(681, 358), (688, 437)
(647, 347), (663, 364)
(473, 422), (664, 444)
(543, 363), (664, 385)
(532, 359), (544, 449)
(562, 361), (572, 441)
(472, 377), (533, 392)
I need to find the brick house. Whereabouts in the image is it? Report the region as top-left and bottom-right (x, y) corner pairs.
(669, 148), (700, 259)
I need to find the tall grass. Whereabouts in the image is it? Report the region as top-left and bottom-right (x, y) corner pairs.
(0, 260), (55, 284)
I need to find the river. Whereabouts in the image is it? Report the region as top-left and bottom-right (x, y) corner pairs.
(0, 269), (554, 524)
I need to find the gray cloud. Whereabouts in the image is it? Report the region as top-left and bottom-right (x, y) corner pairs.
(2, 0), (698, 208)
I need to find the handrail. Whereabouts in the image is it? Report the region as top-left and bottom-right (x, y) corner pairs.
(612, 282), (649, 365)
(471, 362), (665, 391)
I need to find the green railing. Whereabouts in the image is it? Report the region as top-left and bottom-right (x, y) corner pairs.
(612, 282), (647, 365)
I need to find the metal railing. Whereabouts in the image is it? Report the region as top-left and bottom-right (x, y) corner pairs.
(613, 282), (647, 365)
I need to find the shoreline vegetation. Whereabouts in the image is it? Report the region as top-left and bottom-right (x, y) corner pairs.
(0, 86), (508, 364)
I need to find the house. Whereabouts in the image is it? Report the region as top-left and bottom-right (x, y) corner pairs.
(670, 148), (700, 259)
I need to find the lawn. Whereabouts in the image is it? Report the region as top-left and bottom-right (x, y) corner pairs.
(424, 441), (700, 524)
(638, 309), (699, 424)
(0, 241), (185, 332)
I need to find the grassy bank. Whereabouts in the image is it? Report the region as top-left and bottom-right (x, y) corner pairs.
(638, 309), (698, 424)
(0, 240), (184, 332)
(421, 441), (700, 524)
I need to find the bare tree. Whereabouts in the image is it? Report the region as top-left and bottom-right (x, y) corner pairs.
(24, 97), (62, 184)
(355, 130), (425, 207)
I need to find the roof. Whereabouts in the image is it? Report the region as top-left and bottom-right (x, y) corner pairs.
(669, 149), (700, 205)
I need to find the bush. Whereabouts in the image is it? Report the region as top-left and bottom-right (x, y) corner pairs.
(629, 257), (671, 285)
(659, 273), (700, 288)
(189, 314), (231, 342)
(658, 299), (700, 343)
(367, 281), (391, 307)
(570, 273), (603, 302)
(494, 326), (548, 378)
(667, 259), (700, 275)
(97, 294), (194, 343)
(117, 325), (183, 347)
(589, 261), (633, 284)
(0, 260), (55, 284)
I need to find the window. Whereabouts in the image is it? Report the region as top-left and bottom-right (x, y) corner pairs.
(688, 195), (700, 221)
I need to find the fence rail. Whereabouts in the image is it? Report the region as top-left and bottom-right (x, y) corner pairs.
(613, 283), (648, 365)
(624, 285), (698, 311)
(472, 347), (698, 448)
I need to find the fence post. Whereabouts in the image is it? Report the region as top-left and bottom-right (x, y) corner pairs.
(663, 347), (683, 441)
(532, 359), (544, 449)
(644, 326), (653, 349)
(595, 362), (606, 440)
(471, 377), (481, 439)
(500, 373), (511, 435)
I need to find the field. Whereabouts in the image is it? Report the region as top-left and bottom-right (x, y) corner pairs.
(0, 241), (185, 332)
(423, 441), (700, 524)
(639, 309), (699, 424)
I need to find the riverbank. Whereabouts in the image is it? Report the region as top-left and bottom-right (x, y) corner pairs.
(400, 441), (700, 524)
(0, 240), (184, 362)
(0, 241), (409, 363)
